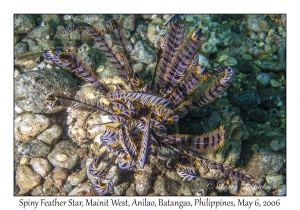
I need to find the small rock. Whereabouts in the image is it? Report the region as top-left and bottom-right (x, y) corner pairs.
(248, 109), (268, 124)
(266, 174), (285, 187)
(246, 149), (285, 180)
(131, 41), (155, 64)
(269, 138), (286, 151)
(43, 177), (59, 195)
(53, 179), (65, 189)
(228, 180), (240, 195)
(241, 54), (253, 61)
(231, 90), (261, 111)
(29, 158), (51, 178)
(147, 18), (164, 44)
(114, 182), (130, 195)
(256, 60), (286, 72)
(270, 79), (281, 88)
(215, 180), (228, 194)
(198, 54), (210, 66)
(126, 183), (137, 196)
(132, 62), (145, 73)
(14, 42), (28, 57)
(27, 25), (56, 40)
(14, 35), (21, 45)
(69, 168), (87, 186)
(259, 88), (282, 109)
(256, 73), (270, 87)
(68, 182), (97, 196)
(180, 177), (207, 196)
(73, 14), (103, 25)
(41, 14), (62, 27)
(255, 189), (268, 196)
(135, 173), (151, 195)
(31, 185), (43, 196)
(20, 157), (30, 165)
(14, 113), (50, 142)
(18, 140), (51, 158)
(272, 184), (286, 196)
(36, 124), (63, 145)
(237, 183), (258, 196)
(165, 170), (181, 181)
(14, 14), (36, 34)
(123, 15), (135, 31)
(53, 167), (68, 181)
(246, 15), (270, 33)
(14, 70), (78, 113)
(77, 147), (88, 157)
(47, 141), (79, 169)
(153, 175), (167, 195)
(106, 166), (121, 185)
(16, 165), (41, 194)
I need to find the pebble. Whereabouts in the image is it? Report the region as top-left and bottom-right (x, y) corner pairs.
(270, 79), (281, 88)
(255, 60), (286, 72)
(68, 182), (97, 196)
(245, 149), (285, 180)
(269, 138), (286, 151)
(16, 165), (41, 194)
(77, 147), (88, 157)
(180, 177), (207, 196)
(246, 15), (270, 32)
(165, 170), (181, 182)
(135, 173), (151, 195)
(215, 180), (229, 194)
(29, 158), (51, 178)
(223, 57), (237, 66)
(132, 62), (145, 73)
(248, 109), (268, 124)
(31, 185), (43, 196)
(53, 167), (68, 181)
(231, 90), (261, 111)
(41, 14), (62, 27)
(27, 25), (56, 40)
(126, 183), (137, 196)
(131, 41), (155, 64)
(266, 174), (285, 187)
(153, 175), (168, 195)
(36, 124), (63, 145)
(259, 88), (282, 109)
(255, 189), (268, 196)
(14, 113), (50, 142)
(14, 70), (78, 113)
(14, 42), (28, 57)
(53, 178), (64, 189)
(73, 14), (103, 25)
(228, 180), (240, 195)
(256, 73), (270, 87)
(272, 184), (286, 196)
(114, 182), (130, 195)
(43, 177), (59, 195)
(123, 15), (135, 31)
(18, 140), (51, 158)
(14, 14), (36, 34)
(147, 18), (164, 44)
(47, 141), (79, 169)
(241, 54), (253, 61)
(198, 54), (210, 66)
(236, 182), (258, 195)
(69, 168), (87, 186)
